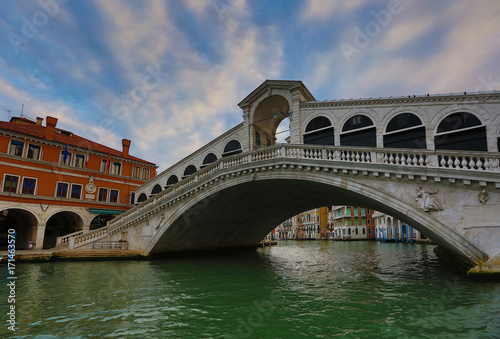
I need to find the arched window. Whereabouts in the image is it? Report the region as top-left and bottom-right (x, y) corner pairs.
(384, 113), (426, 149)
(303, 116), (334, 145)
(498, 134), (500, 152)
(137, 193), (147, 203)
(434, 112), (487, 151)
(165, 175), (179, 188)
(151, 184), (162, 195)
(340, 115), (376, 147)
(222, 140), (242, 157)
(183, 165), (197, 178)
(201, 153), (217, 168)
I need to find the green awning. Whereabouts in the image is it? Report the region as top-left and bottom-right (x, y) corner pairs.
(89, 208), (123, 215)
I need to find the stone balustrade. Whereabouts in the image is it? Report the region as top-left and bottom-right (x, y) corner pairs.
(100, 144), (500, 237)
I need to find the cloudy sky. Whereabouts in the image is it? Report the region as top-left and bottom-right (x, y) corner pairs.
(1, 0), (499, 171)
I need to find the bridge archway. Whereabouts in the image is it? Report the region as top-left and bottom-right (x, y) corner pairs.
(252, 95), (290, 148)
(0, 208), (38, 250)
(146, 169), (484, 267)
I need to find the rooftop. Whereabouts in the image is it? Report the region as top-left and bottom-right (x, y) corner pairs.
(0, 116), (155, 165)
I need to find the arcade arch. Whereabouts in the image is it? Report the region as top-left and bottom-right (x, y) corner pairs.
(183, 165), (197, 178)
(340, 114), (376, 147)
(384, 113), (426, 149)
(201, 153), (218, 168)
(303, 116), (334, 145)
(0, 208), (37, 250)
(166, 175), (179, 188)
(252, 95), (291, 149)
(45, 211), (84, 249)
(151, 184), (162, 195)
(434, 112), (487, 151)
(222, 140), (242, 157)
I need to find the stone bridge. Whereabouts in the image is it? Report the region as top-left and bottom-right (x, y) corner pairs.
(69, 80), (500, 275)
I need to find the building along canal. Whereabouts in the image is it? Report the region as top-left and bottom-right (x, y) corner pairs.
(2, 241), (499, 338)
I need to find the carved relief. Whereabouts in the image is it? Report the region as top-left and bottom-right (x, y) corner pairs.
(416, 187), (443, 212)
(478, 190), (489, 205)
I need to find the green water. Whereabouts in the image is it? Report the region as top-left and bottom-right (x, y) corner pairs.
(2, 241), (499, 338)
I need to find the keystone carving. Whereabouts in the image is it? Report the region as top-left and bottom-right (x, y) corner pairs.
(416, 187), (443, 212)
(478, 190), (489, 205)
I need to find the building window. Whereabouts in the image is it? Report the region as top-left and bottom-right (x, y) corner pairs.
(368, 228), (371, 235)
(255, 132), (261, 148)
(3, 175), (19, 193)
(130, 192), (135, 204)
(303, 116), (334, 145)
(101, 159), (107, 172)
(98, 188), (108, 202)
(435, 112), (487, 151)
(384, 113), (426, 149)
(75, 154), (85, 168)
(27, 144), (41, 160)
(340, 114), (376, 147)
(61, 150), (72, 166)
(142, 168), (150, 180)
(363, 228), (366, 235)
(9, 140), (24, 156)
(222, 140), (242, 157)
(70, 184), (82, 199)
(22, 178), (36, 195)
(56, 182), (69, 198)
(132, 166), (141, 178)
(110, 189), (119, 203)
(111, 162), (121, 175)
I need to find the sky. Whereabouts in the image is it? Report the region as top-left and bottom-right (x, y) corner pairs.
(1, 0), (499, 171)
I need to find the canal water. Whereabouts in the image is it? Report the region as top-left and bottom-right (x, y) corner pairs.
(2, 241), (499, 338)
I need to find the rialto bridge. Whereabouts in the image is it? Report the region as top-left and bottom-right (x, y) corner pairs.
(68, 80), (500, 275)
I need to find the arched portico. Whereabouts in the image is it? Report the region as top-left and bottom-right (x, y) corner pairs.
(0, 208), (38, 250)
(251, 95), (291, 149)
(45, 211), (84, 249)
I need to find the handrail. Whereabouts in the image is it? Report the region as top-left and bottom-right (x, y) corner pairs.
(88, 144), (500, 239)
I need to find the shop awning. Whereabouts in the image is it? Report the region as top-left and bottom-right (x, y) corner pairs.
(89, 208), (123, 215)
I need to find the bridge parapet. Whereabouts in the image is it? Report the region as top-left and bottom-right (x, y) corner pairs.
(96, 144), (500, 237)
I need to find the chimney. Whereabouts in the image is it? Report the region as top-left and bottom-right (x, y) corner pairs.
(36, 117), (43, 126)
(122, 139), (131, 158)
(45, 116), (58, 141)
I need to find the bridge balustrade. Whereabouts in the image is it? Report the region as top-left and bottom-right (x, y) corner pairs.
(72, 143), (500, 246)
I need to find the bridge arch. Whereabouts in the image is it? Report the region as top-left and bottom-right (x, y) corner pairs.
(166, 175), (179, 188)
(340, 114), (377, 147)
(252, 95), (291, 148)
(151, 184), (162, 195)
(137, 192), (148, 203)
(201, 153), (218, 168)
(146, 167), (485, 267)
(303, 115), (334, 145)
(183, 164), (197, 178)
(222, 140), (242, 157)
(383, 113), (427, 149)
(434, 112), (487, 151)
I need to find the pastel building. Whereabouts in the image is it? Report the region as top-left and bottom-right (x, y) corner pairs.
(328, 206), (375, 240)
(0, 116), (156, 250)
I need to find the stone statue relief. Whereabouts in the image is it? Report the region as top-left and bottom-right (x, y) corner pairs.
(416, 187), (443, 212)
(478, 190), (489, 205)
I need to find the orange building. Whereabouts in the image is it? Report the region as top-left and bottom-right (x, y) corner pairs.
(0, 116), (157, 250)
